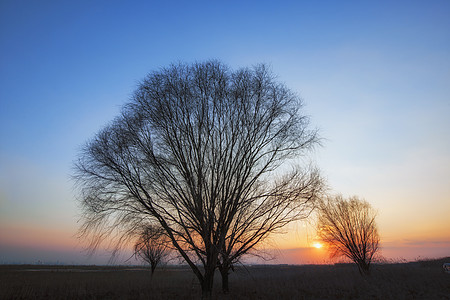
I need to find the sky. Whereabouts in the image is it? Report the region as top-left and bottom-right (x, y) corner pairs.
(0, 0), (449, 264)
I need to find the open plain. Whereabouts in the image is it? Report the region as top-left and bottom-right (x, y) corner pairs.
(1, 257), (449, 299)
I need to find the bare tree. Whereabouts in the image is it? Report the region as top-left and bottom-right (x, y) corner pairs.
(74, 60), (322, 298)
(134, 225), (169, 276)
(316, 195), (380, 275)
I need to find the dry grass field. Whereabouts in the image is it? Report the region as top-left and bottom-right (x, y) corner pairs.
(1, 257), (449, 299)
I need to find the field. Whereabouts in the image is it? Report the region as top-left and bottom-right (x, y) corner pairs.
(1, 258), (449, 299)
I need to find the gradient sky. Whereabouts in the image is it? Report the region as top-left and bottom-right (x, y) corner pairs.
(1, 0), (449, 264)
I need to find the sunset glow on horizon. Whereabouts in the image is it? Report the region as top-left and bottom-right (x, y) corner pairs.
(1, 1), (449, 265)
(313, 243), (323, 249)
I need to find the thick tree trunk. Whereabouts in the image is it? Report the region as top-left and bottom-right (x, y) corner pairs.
(200, 270), (215, 300)
(219, 267), (230, 294)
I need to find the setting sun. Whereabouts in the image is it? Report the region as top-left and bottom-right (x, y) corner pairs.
(313, 242), (323, 249)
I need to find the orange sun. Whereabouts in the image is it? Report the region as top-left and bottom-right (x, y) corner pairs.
(313, 242), (323, 249)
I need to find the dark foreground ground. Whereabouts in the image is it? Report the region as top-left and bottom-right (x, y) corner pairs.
(1, 258), (449, 299)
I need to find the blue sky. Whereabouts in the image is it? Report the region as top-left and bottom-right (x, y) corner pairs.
(1, 0), (449, 264)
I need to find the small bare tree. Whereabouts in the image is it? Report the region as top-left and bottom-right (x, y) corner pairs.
(316, 195), (380, 275)
(134, 225), (169, 276)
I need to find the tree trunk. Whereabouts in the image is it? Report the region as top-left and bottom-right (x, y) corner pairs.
(200, 271), (214, 300)
(150, 263), (157, 276)
(357, 261), (370, 276)
(219, 267), (230, 294)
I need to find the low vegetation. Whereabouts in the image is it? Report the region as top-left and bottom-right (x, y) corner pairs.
(1, 257), (449, 299)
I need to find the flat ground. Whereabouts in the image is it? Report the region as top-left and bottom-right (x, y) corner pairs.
(1, 258), (449, 299)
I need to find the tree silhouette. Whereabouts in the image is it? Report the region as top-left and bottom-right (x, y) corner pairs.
(134, 225), (168, 276)
(317, 195), (380, 275)
(74, 60), (322, 297)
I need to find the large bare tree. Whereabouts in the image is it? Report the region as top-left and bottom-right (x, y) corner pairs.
(316, 195), (380, 275)
(74, 61), (322, 297)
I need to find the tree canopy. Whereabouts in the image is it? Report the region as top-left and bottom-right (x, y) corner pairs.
(74, 60), (323, 296)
